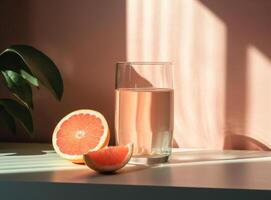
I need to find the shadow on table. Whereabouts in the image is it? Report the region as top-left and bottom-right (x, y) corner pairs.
(170, 134), (271, 164)
(77, 164), (151, 179)
(76, 149), (271, 179)
(0, 143), (53, 156)
(169, 149), (271, 165)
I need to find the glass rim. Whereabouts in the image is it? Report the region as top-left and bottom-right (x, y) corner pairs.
(117, 61), (172, 65)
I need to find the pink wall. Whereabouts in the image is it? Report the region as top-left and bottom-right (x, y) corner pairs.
(126, 0), (271, 149)
(1, 0), (271, 150)
(0, 0), (126, 143)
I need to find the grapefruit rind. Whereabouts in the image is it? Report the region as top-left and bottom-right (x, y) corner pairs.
(83, 143), (133, 172)
(52, 109), (110, 163)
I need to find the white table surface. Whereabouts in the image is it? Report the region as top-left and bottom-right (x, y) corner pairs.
(1, 143), (271, 199)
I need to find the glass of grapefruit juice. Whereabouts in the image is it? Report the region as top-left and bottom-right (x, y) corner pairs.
(115, 62), (174, 164)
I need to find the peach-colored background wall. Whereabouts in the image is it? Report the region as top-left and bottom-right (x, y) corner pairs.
(0, 0), (126, 143)
(1, 0), (271, 150)
(127, 0), (271, 149)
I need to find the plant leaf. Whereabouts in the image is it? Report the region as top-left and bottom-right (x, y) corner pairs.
(0, 99), (33, 135)
(0, 49), (37, 85)
(20, 69), (39, 87)
(0, 106), (16, 134)
(1, 70), (33, 109)
(0, 45), (63, 100)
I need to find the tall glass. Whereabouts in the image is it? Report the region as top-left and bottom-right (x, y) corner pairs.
(115, 62), (174, 164)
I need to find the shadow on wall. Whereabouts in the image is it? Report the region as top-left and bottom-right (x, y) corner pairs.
(199, 0), (271, 150)
(126, 0), (271, 149)
(1, 0), (271, 150)
(0, 0), (126, 143)
(224, 134), (271, 151)
(126, 0), (227, 148)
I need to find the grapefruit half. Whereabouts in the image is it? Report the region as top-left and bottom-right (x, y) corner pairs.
(83, 143), (133, 172)
(52, 109), (110, 163)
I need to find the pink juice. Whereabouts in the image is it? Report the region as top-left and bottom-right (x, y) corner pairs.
(115, 88), (174, 156)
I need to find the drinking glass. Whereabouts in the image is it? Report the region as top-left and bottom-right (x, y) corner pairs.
(115, 62), (174, 164)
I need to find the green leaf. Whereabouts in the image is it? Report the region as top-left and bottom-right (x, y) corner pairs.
(0, 99), (33, 135)
(20, 69), (39, 87)
(0, 106), (16, 134)
(1, 70), (33, 109)
(0, 45), (63, 100)
(0, 49), (36, 84)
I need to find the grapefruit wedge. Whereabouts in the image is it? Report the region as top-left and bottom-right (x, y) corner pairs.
(52, 109), (110, 163)
(83, 143), (133, 173)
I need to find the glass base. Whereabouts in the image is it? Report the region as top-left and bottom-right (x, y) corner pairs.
(129, 154), (169, 165)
